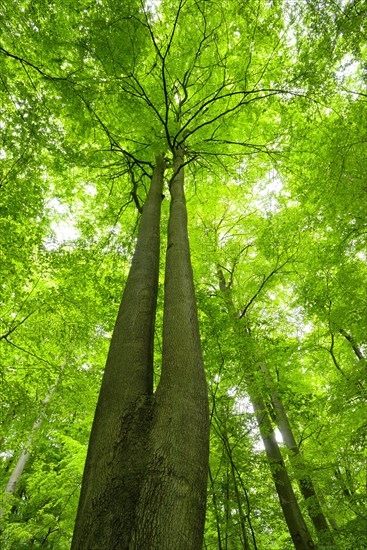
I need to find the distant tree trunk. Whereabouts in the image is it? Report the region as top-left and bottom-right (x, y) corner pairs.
(334, 466), (354, 498)
(72, 156), (165, 549)
(223, 433), (252, 550)
(250, 391), (316, 549)
(131, 144), (209, 549)
(0, 376), (61, 516)
(339, 328), (366, 363)
(225, 462), (230, 550)
(208, 465), (224, 550)
(216, 268), (315, 550)
(259, 364), (333, 541)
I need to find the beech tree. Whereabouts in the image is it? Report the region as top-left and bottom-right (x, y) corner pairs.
(1, 0), (367, 549)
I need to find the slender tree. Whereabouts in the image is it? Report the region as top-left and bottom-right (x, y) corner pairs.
(260, 362), (334, 541)
(1, 365), (64, 516)
(217, 267), (315, 549)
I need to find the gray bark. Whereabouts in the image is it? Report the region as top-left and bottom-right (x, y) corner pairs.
(259, 363), (333, 540)
(339, 328), (365, 363)
(1, 370), (63, 516)
(131, 145), (209, 549)
(251, 393), (316, 549)
(71, 157), (165, 549)
(217, 268), (315, 549)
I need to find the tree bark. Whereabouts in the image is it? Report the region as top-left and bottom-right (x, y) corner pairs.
(131, 145), (210, 549)
(251, 392), (316, 549)
(0, 379), (60, 516)
(216, 268), (315, 549)
(259, 363), (333, 541)
(339, 328), (366, 363)
(71, 156), (165, 550)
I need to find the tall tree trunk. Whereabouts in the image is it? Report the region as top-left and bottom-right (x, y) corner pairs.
(259, 363), (333, 541)
(208, 465), (224, 550)
(72, 156), (165, 549)
(213, 420), (253, 550)
(216, 268), (315, 549)
(131, 144), (210, 549)
(0, 375), (61, 516)
(250, 392), (315, 549)
(225, 437), (251, 550)
(339, 328), (366, 363)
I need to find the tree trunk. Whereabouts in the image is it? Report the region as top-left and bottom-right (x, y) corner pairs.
(251, 392), (316, 549)
(71, 156), (165, 549)
(259, 364), (333, 542)
(131, 144), (209, 549)
(213, 421), (253, 550)
(216, 268), (315, 549)
(208, 465), (224, 550)
(339, 328), (366, 363)
(1, 369), (63, 516)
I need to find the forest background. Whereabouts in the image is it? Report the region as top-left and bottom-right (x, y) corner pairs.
(0, 0), (367, 548)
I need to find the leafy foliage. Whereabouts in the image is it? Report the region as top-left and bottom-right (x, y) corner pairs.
(1, 0), (366, 548)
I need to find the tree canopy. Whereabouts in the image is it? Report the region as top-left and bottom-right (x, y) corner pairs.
(1, 0), (367, 548)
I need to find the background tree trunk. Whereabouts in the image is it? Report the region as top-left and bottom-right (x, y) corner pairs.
(250, 392), (316, 550)
(339, 328), (366, 363)
(260, 363), (333, 541)
(0, 376), (61, 516)
(217, 268), (315, 549)
(208, 465), (224, 550)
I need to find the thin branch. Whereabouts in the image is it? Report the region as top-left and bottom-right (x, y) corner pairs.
(0, 45), (75, 81)
(178, 91), (285, 145)
(0, 136), (34, 188)
(328, 334), (347, 377)
(3, 337), (56, 369)
(0, 311), (35, 342)
(239, 258), (290, 319)
(75, 91), (152, 173)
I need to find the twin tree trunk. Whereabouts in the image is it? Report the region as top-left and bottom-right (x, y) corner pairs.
(72, 149), (209, 549)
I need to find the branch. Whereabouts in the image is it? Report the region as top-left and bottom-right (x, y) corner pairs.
(0, 45), (78, 81)
(239, 258), (290, 319)
(0, 138), (34, 189)
(167, 155), (198, 189)
(178, 86), (320, 145)
(2, 337), (56, 368)
(127, 160), (143, 213)
(178, 91), (286, 145)
(0, 311), (35, 342)
(128, 73), (172, 149)
(328, 334), (347, 377)
(163, 0), (185, 60)
(179, 8), (221, 100)
(200, 139), (283, 156)
(75, 91), (152, 174)
(0, 43), (156, 173)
